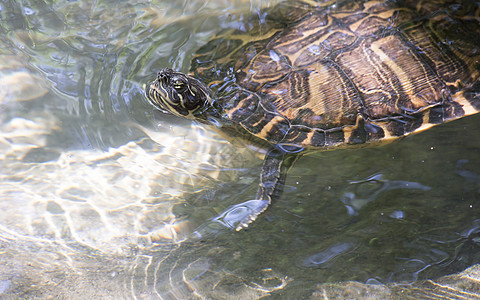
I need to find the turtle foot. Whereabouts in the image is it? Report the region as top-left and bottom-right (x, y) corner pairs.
(191, 199), (270, 239)
(212, 199), (270, 231)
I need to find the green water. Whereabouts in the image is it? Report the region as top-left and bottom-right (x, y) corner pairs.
(0, 0), (479, 298)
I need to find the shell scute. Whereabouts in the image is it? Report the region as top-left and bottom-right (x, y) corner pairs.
(223, 90), (260, 123)
(335, 34), (446, 117)
(325, 130), (345, 147)
(260, 61), (362, 130)
(320, 30), (356, 51)
(240, 107), (290, 143)
(236, 49), (291, 91)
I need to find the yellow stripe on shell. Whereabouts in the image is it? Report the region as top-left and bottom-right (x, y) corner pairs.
(454, 91), (479, 117)
(370, 36), (430, 109)
(256, 115), (287, 140)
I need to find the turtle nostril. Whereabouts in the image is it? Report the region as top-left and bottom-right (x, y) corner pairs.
(157, 72), (168, 84)
(158, 68), (174, 84)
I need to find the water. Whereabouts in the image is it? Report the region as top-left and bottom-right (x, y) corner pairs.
(1, 0), (480, 298)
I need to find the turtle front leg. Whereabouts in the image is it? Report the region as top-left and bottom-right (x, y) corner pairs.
(210, 147), (300, 231)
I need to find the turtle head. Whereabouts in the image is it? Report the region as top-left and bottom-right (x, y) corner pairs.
(145, 68), (212, 119)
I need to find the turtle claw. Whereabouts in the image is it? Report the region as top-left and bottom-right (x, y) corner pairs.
(211, 199), (270, 231)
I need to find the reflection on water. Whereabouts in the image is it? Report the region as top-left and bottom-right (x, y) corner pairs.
(1, 0), (480, 298)
(457, 159), (480, 194)
(340, 173), (431, 215)
(302, 242), (357, 268)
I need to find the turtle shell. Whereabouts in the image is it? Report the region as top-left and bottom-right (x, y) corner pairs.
(190, 0), (480, 149)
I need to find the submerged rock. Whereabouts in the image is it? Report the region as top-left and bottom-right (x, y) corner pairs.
(313, 264), (480, 299)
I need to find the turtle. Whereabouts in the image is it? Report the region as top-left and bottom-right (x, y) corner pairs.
(145, 0), (480, 230)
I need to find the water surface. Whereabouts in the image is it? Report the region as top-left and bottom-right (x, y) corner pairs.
(1, 0), (479, 298)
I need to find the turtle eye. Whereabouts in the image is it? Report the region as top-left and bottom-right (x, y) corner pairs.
(172, 81), (186, 93)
